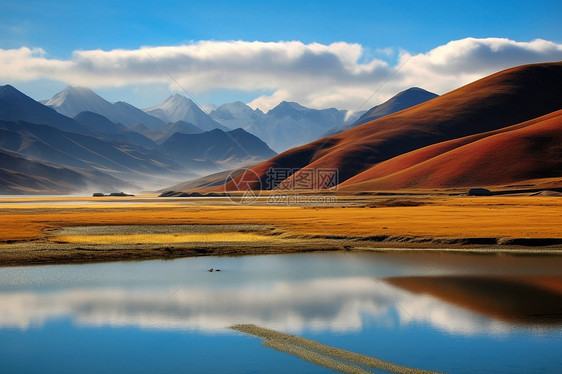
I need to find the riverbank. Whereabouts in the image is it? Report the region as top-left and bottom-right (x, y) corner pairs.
(1, 194), (561, 266)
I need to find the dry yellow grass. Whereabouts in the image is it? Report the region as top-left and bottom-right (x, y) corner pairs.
(1, 196), (561, 242)
(52, 232), (274, 244)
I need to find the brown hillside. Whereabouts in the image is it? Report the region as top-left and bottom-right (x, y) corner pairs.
(339, 109), (562, 190)
(218, 62), (562, 192)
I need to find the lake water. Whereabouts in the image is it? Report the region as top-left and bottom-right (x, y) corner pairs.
(0, 251), (561, 373)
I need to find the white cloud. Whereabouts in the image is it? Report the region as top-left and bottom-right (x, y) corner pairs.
(396, 38), (562, 96)
(0, 38), (561, 111)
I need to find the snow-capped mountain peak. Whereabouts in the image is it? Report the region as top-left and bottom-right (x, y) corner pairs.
(145, 94), (229, 131)
(44, 86), (110, 118)
(44, 86), (165, 130)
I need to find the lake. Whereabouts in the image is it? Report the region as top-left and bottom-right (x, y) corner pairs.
(0, 251), (561, 373)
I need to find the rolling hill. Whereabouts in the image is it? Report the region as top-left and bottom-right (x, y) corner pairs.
(339, 109), (562, 190)
(216, 62), (562, 192)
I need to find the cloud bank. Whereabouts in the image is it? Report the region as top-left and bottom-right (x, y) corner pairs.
(1, 38), (561, 111)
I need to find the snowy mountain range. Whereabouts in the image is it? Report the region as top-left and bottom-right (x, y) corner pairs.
(209, 101), (347, 152)
(0, 85), (280, 194)
(43, 86), (357, 153)
(42, 85), (441, 155)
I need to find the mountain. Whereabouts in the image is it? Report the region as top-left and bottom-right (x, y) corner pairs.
(74, 111), (128, 134)
(201, 103), (218, 114)
(0, 119), (182, 179)
(0, 85), (96, 136)
(111, 101), (165, 129)
(145, 94), (229, 131)
(45, 86), (165, 130)
(325, 87), (438, 135)
(155, 121), (204, 143)
(340, 110), (368, 127)
(73, 111), (158, 149)
(216, 62), (562, 192)
(1, 85), (278, 193)
(160, 128), (276, 164)
(45, 86), (113, 117)
(351, 87), (438, 127)
(0, 149), (134, 194)
(209, 101), (346, 152)
(123, 120), (204, 144)
(210, 101), (265, 129)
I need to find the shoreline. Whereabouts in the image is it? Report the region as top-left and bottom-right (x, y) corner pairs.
(2, 233), (562, 267)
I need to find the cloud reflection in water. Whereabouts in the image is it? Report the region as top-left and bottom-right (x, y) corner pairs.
(0, 276), (537, 336)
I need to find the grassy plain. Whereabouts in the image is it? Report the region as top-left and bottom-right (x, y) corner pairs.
(0, 194), (561, 265)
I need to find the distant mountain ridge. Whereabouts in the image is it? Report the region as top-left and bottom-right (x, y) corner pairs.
(45, 86), (165, 130)
(0, 85), (283, 194)
(325, 87), (438, 135)
(209, 100), (347, 152)
(210, 101), (264, 130)
(74, 111), (128, 134)
(73, 111), (158, 149)
(0, 119), (182, 177)
(0, 148), (135, 194)
(160, 128), (276, 164)
(0, 85), (97, 136)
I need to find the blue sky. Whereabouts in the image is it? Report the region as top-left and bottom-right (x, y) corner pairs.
(1, 0), (561, 110)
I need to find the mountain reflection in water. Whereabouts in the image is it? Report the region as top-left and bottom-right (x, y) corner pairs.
(386, 275), (562, 324)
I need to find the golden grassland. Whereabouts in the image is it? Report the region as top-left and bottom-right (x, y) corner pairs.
(53, 232), (277, 244)
(0, 194), (561, 265)
(1, 195), (561, 240)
